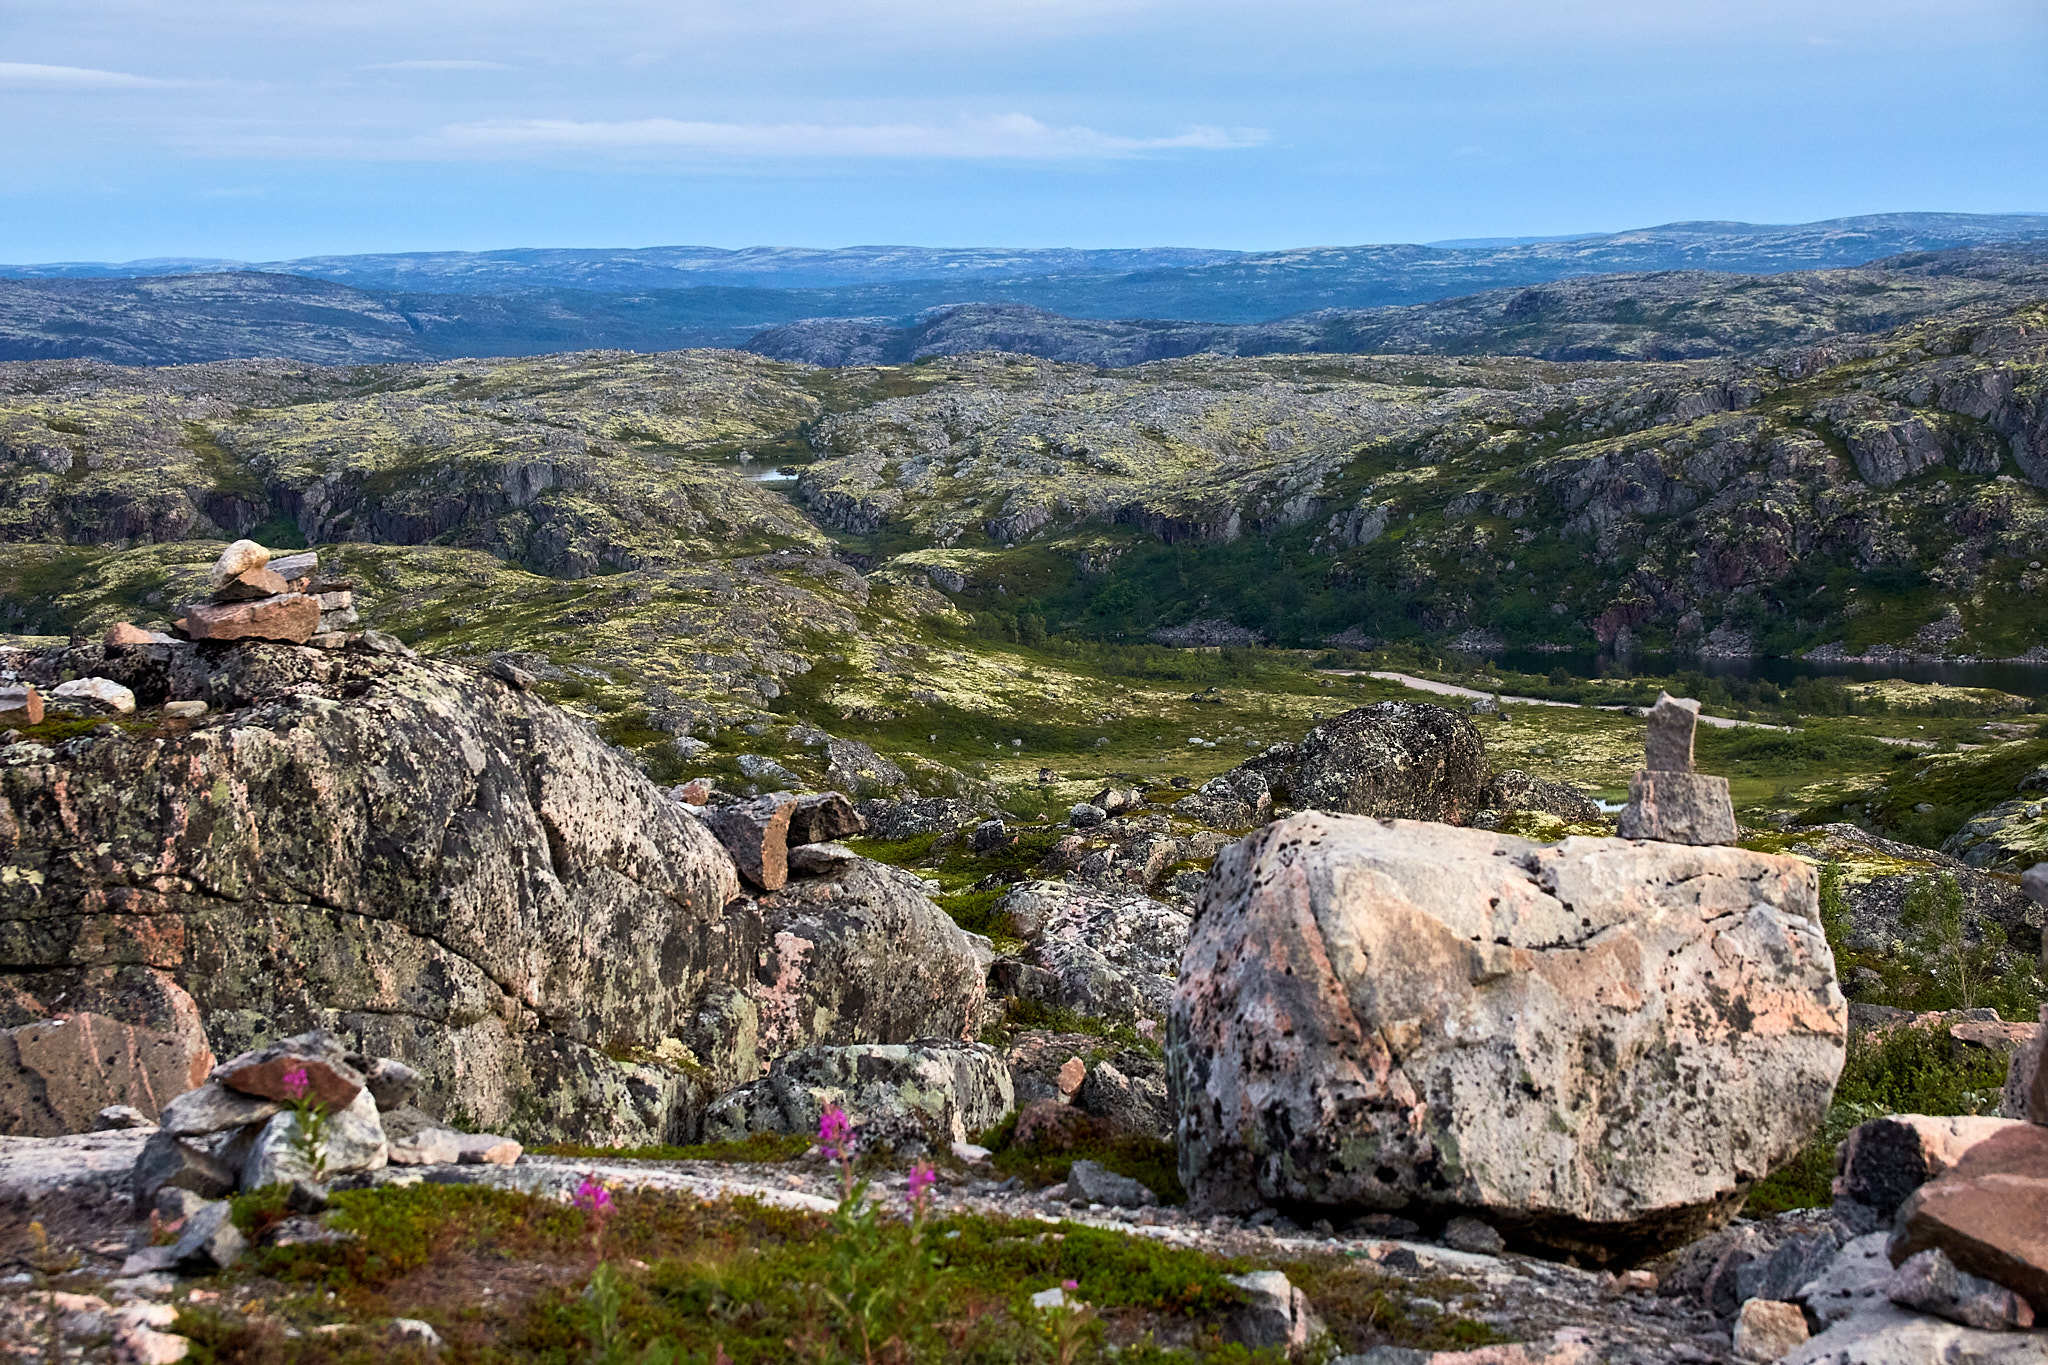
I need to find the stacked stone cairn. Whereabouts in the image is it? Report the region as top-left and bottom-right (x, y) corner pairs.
(174, 539), (358, 646)
(125, 1030), (519, 1278)
(1618, 692), (1739, 845)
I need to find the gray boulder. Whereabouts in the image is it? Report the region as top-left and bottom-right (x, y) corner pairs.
(1172, 768), (1272, 828)
(752, 859), (990, 1062)
(1168, 813), (1847, 1262)
(1241, 702), (1490, 823)
(997, 880), (1191, 1025)
(702, 1040), (1012, 1150)
(1062, 1158), (1157, 1208)
(239, 1086), (388, 1189)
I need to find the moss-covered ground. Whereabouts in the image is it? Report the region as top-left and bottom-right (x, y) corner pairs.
(162, 1180), (1506, 1362)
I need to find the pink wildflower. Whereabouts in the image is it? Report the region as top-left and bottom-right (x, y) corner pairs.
(906, 1161), (937, 1215)
(280, 1066), (311, 1100)
(817, 1103), (854, 1162)
(1062, 1279), (1079, 1292)
(572, 1174), (614, 1218)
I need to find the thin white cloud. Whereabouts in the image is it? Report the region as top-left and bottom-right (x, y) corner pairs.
(430, 114), (1267, 161)
(365, 58), (512, 71)
(0, 61), (184, 90)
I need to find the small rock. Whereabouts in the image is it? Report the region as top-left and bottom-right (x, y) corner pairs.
(951, 1141), (993, 1164)
(970, 818), (1011, 854)
(786, 841), (861, 877)
(392, 1318), (444, 1350)
(1618, 769), (1738, 845)
(95, 1105), (156, 1131)
(158, 1081), (281, 1137)
(213, 567), (290, 603)
(162, 700), (207, 720)
(1732, 1298), (1809, 1362)
(265, 550), (318, 582)
(104, 622), (174, 649)
(170, 1200), (245, 1273)
(1887, 1247), (2035, 1331)
(50, 677), (137, 716)
(0, 684), (44, 726)
(1063, 1159), (1157, 1208)
(212, 1031), (366, 1108)
(119, 1246), (180, 1277)
(285, 1178), (330, 1214)
(1645, 692), (1702, 772)
(1030, 1285), (1070, 1310)
(115, 1323), (191, 1364)
(453, 1132), (523, 1166)
(1442, 1215), (1507, 1255)
(239, 1087), (388, 1188)
(131, 1130), (236, 1208)
(208, 539), (270, 587)
(1616, 1268), (1659, 1294)
(153, 1187), (212, 1222)
(1068, 803), (1106, 829)
(787, 790), (865, 845)
(387, 1128), (464, 1166)
(1224, 1269), (1323, 1352)
(355, 629), (415, 656)
(179, 594), (321, 644)
(1836, 1114), (2021, 1220)
(488, 657), (536, 690)
(354, 1055), (423, 1111)
(700, 792), (798, 891)
(1056, 1056), (1087, 1098)
(2024, 863), (2048, 907)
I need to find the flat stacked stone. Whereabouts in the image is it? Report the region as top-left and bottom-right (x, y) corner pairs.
(174, 540), (322, 644)
(1618, 692), (1739, 845)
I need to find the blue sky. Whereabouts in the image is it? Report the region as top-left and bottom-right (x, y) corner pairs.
(3, 0), (2045, 261)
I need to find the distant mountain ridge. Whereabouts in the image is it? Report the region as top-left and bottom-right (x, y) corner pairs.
(4, 213), (2048, 367)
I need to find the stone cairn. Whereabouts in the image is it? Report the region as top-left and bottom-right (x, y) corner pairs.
(127, 1030), (520, 1278)
(1617, 692), (1738, 845)
(0, 540), (373, 737)
(172, 539), (358, 646)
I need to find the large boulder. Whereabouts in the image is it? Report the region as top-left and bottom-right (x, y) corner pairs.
(1168, 813), (1847, 1263)
(1242, 703), (1490, 823)
(0, 643), (985, 1146)
(0, 968), (214, 1135)
(996, 880), (1191, 1026)
(750, 858), (990, 1062)
(701, 1040), (1012, 1150)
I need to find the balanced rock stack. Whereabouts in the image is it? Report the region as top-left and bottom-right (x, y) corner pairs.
(174, 540), (357, 646)
(1618, 692), (1738, 845)
(132, 1029), (521, 1239)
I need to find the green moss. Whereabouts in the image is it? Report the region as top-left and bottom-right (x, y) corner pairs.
(529, 1132), (814, 1164)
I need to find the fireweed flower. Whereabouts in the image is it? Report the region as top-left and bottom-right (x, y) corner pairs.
(1062, 1279), (1079, 1292)
(572, 1175), (614, 1217)
(906, 1161), (937, 1216)
(280, 1066), (311, 1099)
(817, 1103), (854, 1162)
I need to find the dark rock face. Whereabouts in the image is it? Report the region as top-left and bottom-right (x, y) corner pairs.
(1245, 703), (1490, 824)
(0, 642), (978, 1145)
(1481, 768), (1604, 824)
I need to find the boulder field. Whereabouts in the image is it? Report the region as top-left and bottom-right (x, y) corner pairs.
(1167, 812), (1848, 1262)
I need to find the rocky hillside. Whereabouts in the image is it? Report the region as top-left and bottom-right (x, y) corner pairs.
(2, 294), (2045, 717)
(6, 217), (2048, 368)
(745, 245), (2048, 367)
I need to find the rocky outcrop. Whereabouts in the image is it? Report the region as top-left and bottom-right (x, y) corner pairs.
(0, 967), (214, 1135)
(1167, 813), (1846, 1262)
(0, 641), (986, 1145)
(701, 1040), (1012, 1151)
(993, 880), (1191, 1026)
(1239, 703), (1490, 823)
